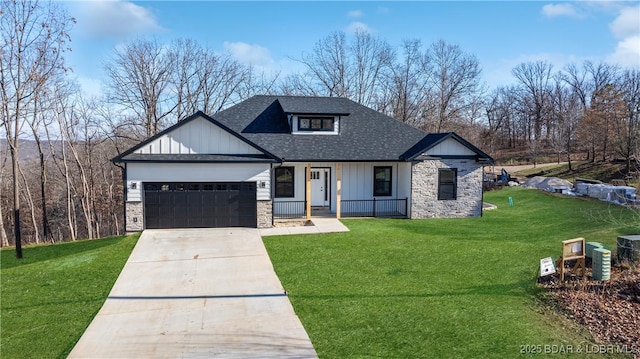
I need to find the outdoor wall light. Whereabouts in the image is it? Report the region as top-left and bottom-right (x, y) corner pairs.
(133, 217), (138, 223)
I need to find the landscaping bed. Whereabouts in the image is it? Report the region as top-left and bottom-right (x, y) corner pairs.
(540, 265), (640, 358)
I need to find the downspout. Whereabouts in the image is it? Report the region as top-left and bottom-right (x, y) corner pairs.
(481, 163), (485, 218)
(408, 160), (414, 219)
(270, 163), (274, 227)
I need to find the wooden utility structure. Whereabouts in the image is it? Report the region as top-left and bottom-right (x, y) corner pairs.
(558, 238), (586, 282)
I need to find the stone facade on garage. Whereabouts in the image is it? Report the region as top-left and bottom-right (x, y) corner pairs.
(125, 201), (144, 233)
(410, 159), (484, 218)
(257, 200), (273, 228)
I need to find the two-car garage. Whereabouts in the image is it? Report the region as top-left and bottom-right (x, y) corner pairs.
(143, 182), (257, 229)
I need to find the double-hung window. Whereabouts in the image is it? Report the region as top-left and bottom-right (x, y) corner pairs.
(373, 166), (392, 196)
(438, 168), (457, 200)
(274, 167), (295, 198)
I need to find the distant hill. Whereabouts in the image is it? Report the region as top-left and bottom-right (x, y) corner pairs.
(0, 138), (60, 162)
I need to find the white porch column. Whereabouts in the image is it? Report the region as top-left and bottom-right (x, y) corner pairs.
(306, 163), (311, 220)
(336, 163), (342, 219)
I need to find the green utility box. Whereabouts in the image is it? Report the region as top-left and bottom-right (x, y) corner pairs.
(592, 248), (611, 281)
(617, 235), (640, 264)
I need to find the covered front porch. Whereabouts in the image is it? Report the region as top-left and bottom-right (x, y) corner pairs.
(272, 162), (411, 220)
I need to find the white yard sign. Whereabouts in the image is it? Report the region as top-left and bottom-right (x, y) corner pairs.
(540, 257), (556, 277)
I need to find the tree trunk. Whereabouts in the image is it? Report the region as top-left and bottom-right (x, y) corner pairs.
(0, 146), (9, 247)
(18, 164), (40, 244)
(34, 135), (52, 243)
(60, 139), (76, 241)
(11, 131), (22, 258)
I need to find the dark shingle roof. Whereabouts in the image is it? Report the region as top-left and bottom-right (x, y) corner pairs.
(401, 132), (494, 162)
(213, 95), (428, 161)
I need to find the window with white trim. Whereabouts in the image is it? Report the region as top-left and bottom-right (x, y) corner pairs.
(298, 117), (335, 131)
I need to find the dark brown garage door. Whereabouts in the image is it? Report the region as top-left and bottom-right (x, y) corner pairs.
(143, 182), (257, 229)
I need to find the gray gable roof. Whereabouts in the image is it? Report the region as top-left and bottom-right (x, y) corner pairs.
(213, 95), (428, 162)
(401, 132), (494, 163)
(113, 96), (494, 164)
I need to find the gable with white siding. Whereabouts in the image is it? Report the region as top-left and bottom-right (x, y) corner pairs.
(423, 137), (477, 157)
(135, 116), (262, 155)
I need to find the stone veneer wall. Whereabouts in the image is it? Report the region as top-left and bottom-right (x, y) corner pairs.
(257, 200), (273, 228)
(411, 159), (484, 218)
(125, 202), (144, 232)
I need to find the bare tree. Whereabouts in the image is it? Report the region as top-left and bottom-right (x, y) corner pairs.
(104, 38), (176, 138)
(349, 30), (394, 107)
(423, 40), (483, 133)
(512, 61), (554, 142)
(614, 69), (640, 173)
(298, 31), (350, 98)
(0, 139), (9, 246)
(0, 0), (74, 257)
(295, 30), (393, 108)
(484, 86), (520, 152)
(550, 75), (582, 170)
(383, 39), (430, 127)
(278, 73), (321, 97)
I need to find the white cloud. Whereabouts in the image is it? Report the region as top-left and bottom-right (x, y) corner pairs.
(347, 10), (363, 18)
(607, 35), (640, 67)
(71, 1), (163, 39)
(541, 3), (579, 18)
(608, 5), (640, 68)
(224, 42), (274, 69)
(609, 5), (640, 39)
(346, 21), (372, 34)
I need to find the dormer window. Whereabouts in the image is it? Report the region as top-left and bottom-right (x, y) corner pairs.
(292, 115), (339, 135)
(299, 117), (335, 131)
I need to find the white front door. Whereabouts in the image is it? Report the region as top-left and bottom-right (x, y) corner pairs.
(310, 169), (329, 206)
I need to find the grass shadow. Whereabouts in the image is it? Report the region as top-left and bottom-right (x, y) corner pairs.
(292, 279), (535, 301)
(1, 235), (132, 270)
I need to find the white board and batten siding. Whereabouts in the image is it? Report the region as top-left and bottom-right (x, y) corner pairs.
(423, 137), (477, 157)
(126, 163), (271, 201)
(126, 115), (270, 202)
(135, 116), (261, 155)
(341, 162), (412, 200)
(274, 162), (412, 213)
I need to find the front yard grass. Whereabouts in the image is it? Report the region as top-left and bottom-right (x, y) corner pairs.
(0, 234), (139, 359)
(264, 187), (637, 358)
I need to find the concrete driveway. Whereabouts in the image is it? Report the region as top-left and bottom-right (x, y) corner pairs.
(68, 228), (317, 358)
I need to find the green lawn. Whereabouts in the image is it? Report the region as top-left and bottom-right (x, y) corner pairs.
(264, 187), (638, 358)
(0, 234), (139, 359)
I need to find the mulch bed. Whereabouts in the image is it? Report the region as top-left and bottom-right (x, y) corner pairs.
(539, 264), (640, 358)
(273, 220), (313, 228)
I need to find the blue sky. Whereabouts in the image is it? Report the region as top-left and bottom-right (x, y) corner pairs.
(64, 1), (640, 97)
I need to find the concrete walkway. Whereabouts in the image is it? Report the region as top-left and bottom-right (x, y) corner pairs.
(259, 218), (350, 236)
(68, 228), (318, 358)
